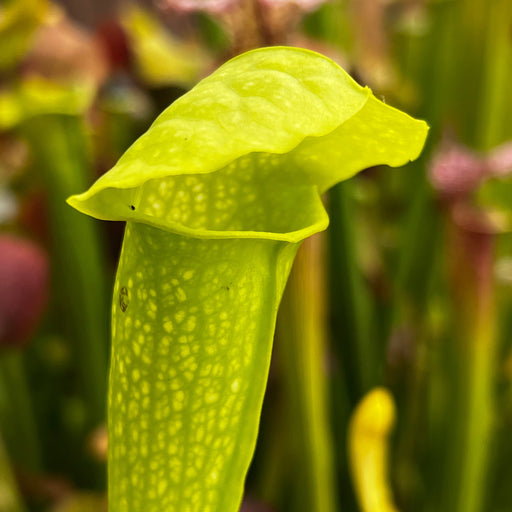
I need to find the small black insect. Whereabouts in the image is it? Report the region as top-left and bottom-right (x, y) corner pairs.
(119, 286), (129, 312)
(130, 205), (136, 211)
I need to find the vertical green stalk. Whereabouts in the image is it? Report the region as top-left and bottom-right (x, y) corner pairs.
(327, 179), (385, 511)
(0, 431), (26, 512)
(251, 398), (290, 507)
(475, 0), (512, 150)
(391, 0), (455, 306)
(388, 4), (459, 507)
(21, 115), (109, 428)
(457, 306), (495, 512)
(442, 2), (511, 511)
(328, 181), (379, 399)
(277, 234), (338, 512)
(444, 226), (496, 512)
(0, 352), (40, 471)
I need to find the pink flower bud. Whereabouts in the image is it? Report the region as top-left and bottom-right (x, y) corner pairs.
(428, 142), (485, 198)
(0, 234), (49, 349)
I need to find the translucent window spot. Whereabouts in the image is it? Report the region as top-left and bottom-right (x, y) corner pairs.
(155, 382), (167, 396)
(204, 304), (215, 315)
(158, 480), (168, 496)
(164, 320), (173, 333)
(185, 316), (196, 332)
(195, 426), (205, 442)
(231, 379), (240, 392)
(205, 391), (218, 404)
(175, 288), (187, 302)
(183, 371), (194, 382)
(182, 270), (194, 280)
(200, 364), (212, 377)
(185, 467), (196, 479)
(175, 310), (185, 323)
(168, 421), (181, 436)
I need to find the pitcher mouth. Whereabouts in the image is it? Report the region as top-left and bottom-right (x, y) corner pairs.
(67, 150), (330, 243)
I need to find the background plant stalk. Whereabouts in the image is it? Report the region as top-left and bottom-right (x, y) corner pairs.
(277, 232), (338, 512)
(446, 219), (496, 512)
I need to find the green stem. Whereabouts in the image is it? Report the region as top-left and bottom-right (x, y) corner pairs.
(0, 351), (41, 472)
(455, 316), (495, 512)
(446, 2), (511, 511)
(475, 0), (512, 150)
(328, 181), (379, 398)
(276, 234), (338, 512)
(0, 431), (26, 512)
(388, 4), (456, 507)
(252, 396), (290, 508)
(443, 225), (496, 512)
(21, 115), (109, 428)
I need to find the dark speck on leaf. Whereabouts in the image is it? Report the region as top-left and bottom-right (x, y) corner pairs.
(130, 205), (135, 210)
(119, 286), (129, 312)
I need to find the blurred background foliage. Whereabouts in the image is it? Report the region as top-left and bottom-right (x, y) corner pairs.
(1, 0), (512, 511)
